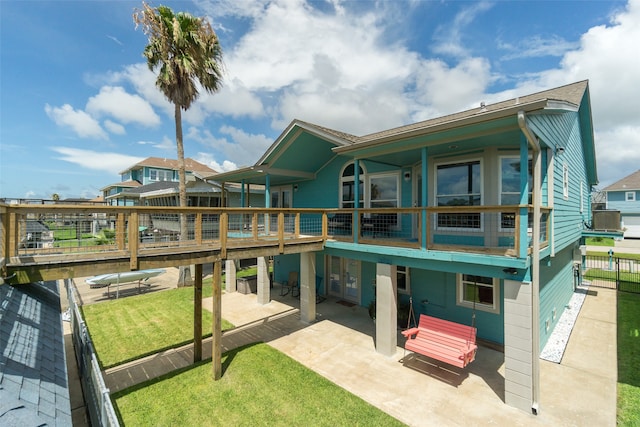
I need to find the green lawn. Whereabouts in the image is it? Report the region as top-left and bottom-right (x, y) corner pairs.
(617, 291), (640, 426)
(585, 237), (615, 246)
(82, 286), (234, 369)
(112, 343), (404, 427)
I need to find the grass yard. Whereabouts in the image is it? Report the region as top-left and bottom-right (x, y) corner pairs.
(617, 291), (640, 426)
(82, 286), (234, 369)
(585, 237), (615, 246)
(113, 343), (404, 427)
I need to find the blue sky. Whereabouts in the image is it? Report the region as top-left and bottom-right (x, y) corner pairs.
(1, 0), (638, 200)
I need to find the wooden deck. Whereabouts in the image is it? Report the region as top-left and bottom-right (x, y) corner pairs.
(1, 204), (544, 284)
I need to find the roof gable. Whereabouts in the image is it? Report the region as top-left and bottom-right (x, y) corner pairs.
(604, 169), (640, 191)
(120, 157), (217, 175)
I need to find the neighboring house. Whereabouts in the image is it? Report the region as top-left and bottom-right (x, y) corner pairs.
(101, 156), (265, 239)
(603, 169), (640, 238)
(21, 220), (54, 249)
(0, 281), (72, 425)
(209, 80), (601, 414)
(101, 157), (217, 206)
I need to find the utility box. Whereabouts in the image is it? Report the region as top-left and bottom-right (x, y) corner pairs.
(592, 210), (621, 231)
(237, 276), (257, 294)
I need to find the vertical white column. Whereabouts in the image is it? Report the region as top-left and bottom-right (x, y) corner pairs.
(504, 279), (535, 413)
(225, 259), (237, 293)
(257, 256), (271, 305)
(375, 263), (397, 357)
(300, 252), (317, 323)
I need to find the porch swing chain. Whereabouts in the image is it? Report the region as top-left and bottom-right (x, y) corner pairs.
(470, 279), (478, 344)
(406, 297), (416, 330)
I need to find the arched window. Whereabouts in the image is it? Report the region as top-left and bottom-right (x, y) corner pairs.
(340, 162), (365, 208)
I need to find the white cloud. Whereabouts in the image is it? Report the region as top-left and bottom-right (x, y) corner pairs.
(45, 103), (107, 139)
(499, 35), (579, 60)
(51, 147), (144, 176)
(195, 152), (238, 173)
(504, 0), (640, 187)
(594, 125), (640, 187)
(432, 1), (494, 58)
(86, 86), (161, 127)
(412, 57), (493, 119)
(103, 119), (126, 135)
(187, 125), (272, 167)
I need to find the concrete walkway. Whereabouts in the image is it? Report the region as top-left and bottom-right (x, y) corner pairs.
(102, 284), (617, 426)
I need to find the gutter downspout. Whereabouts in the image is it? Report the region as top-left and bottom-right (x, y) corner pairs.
(518, 110), (541, 415)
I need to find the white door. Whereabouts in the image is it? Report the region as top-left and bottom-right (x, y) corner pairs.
(270, 186), (293, 232)
(328, 256), (360, 303)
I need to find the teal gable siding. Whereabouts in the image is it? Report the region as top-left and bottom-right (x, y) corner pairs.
(538, 245), (576, 350)
(529, 111), (589, 253)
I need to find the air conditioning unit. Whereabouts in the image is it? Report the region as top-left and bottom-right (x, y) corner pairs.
(592, 210), (621, 231)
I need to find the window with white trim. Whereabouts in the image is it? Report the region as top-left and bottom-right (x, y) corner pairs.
(149, 168), (172, 182)
(436, 160), (482, 229)
(626, 191), (636, 202)
(340, 163), (365, 208)
(456, 274), (500, 314)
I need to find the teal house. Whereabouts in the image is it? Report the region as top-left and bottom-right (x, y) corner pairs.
(209, 80), (598, 413)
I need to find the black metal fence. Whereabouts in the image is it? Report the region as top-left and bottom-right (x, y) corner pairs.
(583, 255), (640, 293)
(65, 279), (120, 426)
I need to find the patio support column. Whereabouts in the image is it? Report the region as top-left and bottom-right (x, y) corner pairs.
(375, 263), (397, 357)
(504, 279), (534, 412)
(212, 261), (222, 380)
(354, 159), (360, 244)
(421, 147), (428, 249)
(299, 252), (316, 323)
(225, 259), (237, 293)
(241, 179), (245, 207)
(194, 264), (203, 362)
(257, 256), (271, 305)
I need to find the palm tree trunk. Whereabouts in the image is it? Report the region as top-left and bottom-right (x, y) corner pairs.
(175, 104), (193, 287)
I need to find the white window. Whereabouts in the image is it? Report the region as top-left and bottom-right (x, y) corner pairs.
(397, 266), (410, 294)
(626, 191), (636, 202)
(563, 163), (569, 200)
(149, 168), (172, 182)
(339, 162), (365, 208)
(456, 274), (500, 314)
(435, 160), (482, 229)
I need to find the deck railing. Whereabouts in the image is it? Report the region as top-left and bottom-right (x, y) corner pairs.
(1, 204), (550, 277)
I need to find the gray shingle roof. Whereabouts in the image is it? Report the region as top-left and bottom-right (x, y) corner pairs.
(0, 281), (71, 426)
(603, 169), (640, 191)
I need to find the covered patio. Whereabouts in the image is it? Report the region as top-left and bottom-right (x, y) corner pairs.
(102, 283), (616, 426)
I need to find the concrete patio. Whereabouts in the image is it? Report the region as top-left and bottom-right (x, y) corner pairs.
(102, 282), (617, 426)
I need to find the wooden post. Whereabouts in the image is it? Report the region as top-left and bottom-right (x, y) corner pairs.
(128, 211), (139, 270)
(212, 261), (222, 380)
(116, 213), (126, 250)
(194, 263), (203, 362)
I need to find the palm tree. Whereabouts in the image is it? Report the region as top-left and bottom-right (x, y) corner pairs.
(134, 2), (224, 286)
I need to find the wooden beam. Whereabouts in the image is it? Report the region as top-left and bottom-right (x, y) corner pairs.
(194, 263), (203, 362)
(128, 211), (139, 270)
(212, 260), (222, 380)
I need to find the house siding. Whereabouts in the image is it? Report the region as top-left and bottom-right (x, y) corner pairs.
(607, 193), (640, 213)
(529, 111), (590, 253)
(538, 245), (576, 350)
